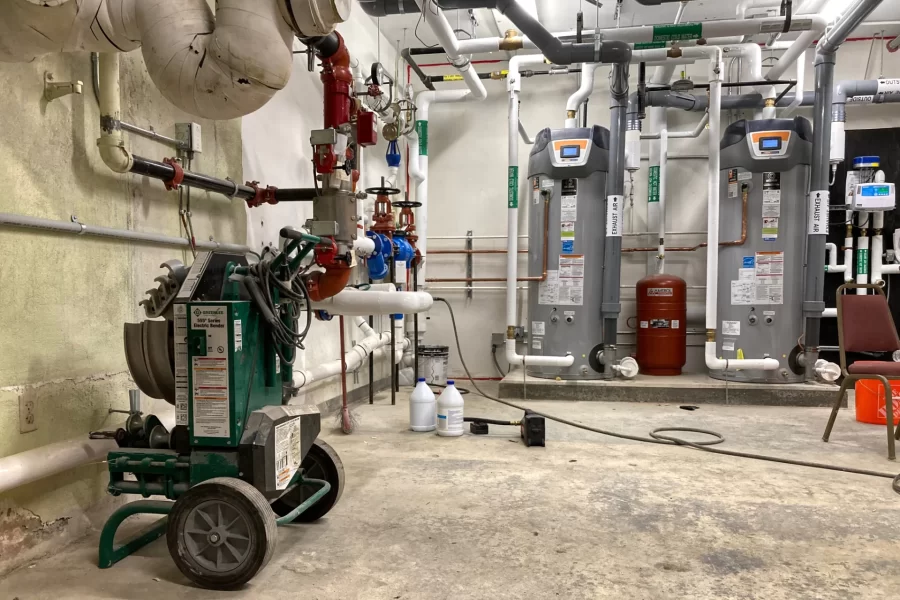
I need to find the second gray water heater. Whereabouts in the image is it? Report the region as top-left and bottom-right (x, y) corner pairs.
(526, 126), (610, 380)
(713, 117), (813, 383)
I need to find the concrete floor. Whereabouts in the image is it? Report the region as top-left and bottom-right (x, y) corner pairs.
(4, 384), (900, 599)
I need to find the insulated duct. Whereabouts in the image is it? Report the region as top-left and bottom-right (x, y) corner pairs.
(0, 0), (347, 119)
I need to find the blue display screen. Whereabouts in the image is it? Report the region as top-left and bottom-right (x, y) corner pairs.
(760, 137), (781, 150)
(861, 185), (891, 197)
(561, 145), (581, 158)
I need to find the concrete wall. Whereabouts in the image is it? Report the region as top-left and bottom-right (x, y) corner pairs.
(420, 41), (900, 378)
(0, 9), (396, 575)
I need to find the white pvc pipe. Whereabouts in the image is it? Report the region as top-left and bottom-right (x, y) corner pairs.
(646, 63), (676, 276)
(641, 114), (709, 140)
(658, 129), (668, 274)
(519, 120), (535, 144)
(825, 241), (853, 281)
(294, 317), (409, 389)
(406, 131), (425, 183)
(737, 0), (781, 18)
(309, 288), (433, 316)
(505, 54), (574, 369)
(353, 237), (376, 258)
(417, 0), (487, 101)
(565, 63), (598, 128)
(0, 438), (117, 494)
(783, 48), (807, 117)
(700, 47), (780, 372)
(766, 15), (828, 81)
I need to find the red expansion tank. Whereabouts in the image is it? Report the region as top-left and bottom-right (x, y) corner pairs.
(636, 274), (687, 376)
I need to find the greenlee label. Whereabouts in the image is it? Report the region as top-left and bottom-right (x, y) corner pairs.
(856, 248), (869, 277)
(648, 166), (660, 203)
(416, 120), (428, 156)
(652, 23), (702, 42)
(508, 166), (519, 209)
(635, 42), (667, 50)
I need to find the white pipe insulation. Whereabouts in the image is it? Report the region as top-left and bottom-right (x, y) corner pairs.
(309, 287), (433, 316)
(293, 316), (408, 389)
(565, 63), (597, 128)
(825, 241), (853, 281)
(507, 54), (574, 369)
(0, 0), (341, 120)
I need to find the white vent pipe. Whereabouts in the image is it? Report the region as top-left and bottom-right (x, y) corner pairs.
(0, 0), (341, 120)
(309, 288), (433, 315)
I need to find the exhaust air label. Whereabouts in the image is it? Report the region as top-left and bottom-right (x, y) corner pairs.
(606, 195), (624, 237)
(808, 190), (830, 235)
(191, 305), (231, 438)
(558, 255), (585, 306)
(174, 304), (189, 427)
(539, 270), (560, 304)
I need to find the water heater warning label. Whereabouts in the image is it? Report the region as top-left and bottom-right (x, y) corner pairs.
(558, 255), (585, 305)
(539, 270), (559, 304)
(191, 305), (231, 438)
(731, 252), (784, 305)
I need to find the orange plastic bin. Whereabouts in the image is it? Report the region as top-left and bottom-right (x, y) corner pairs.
(855, 380), (900, 425)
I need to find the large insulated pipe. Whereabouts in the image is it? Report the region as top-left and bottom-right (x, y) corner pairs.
(308, 288), (434, 315)
(600, 61), (630, 375)
(803, 0), (884, 378)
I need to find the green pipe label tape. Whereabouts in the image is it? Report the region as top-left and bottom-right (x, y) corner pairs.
(635, 42), (667, 50)
(857, 249), (869, 277)
(648, 166), (660, 203)
(508, 166), (519, 208)
(652, 23), (702, 42)
(416, 120), (428, 156)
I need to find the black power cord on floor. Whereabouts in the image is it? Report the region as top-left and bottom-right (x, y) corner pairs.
(431, 298), (900, 496)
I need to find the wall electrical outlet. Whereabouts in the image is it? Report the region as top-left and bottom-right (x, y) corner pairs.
(19, 393), (37, 433)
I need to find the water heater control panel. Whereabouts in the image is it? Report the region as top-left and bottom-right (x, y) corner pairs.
(852, 182), (896, 211)
(747, 130), (792, 159)
(550, 139), (591, 168)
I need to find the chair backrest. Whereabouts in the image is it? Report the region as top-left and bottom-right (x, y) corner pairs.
(837, 284), (900, 355)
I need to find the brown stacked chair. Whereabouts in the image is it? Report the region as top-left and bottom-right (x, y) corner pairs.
(823, 283), (900, 460)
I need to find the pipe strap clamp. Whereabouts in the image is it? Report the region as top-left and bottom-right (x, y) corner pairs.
(162, 158), (184, 191)
(225, 177), (240, 198)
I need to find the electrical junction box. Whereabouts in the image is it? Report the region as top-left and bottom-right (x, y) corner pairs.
(176, 122), (202, 154)
(852, 183), (896, 211)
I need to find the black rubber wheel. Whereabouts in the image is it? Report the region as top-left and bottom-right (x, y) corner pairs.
(270, 438), (344, 523)
(167, 477), (277, 590)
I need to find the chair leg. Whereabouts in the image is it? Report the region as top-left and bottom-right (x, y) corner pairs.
(823, 377), (851, 442)
(878, 376), (897, 461)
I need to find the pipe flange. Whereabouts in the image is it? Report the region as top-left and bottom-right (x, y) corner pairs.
(449, 55), (471, 70)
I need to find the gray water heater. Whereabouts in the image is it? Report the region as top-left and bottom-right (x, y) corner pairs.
(526, 126), (610, 380)
(713, 117), (813, 383)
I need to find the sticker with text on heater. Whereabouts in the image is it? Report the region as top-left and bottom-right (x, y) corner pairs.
(731, 280), (755, 306)
(671, 320), (680, 329)
(722, 339), (736, 352)
(561, 239), (575, 254)
(560, 221), (575, 241)
(561, 195), (578, 222)
(640, 321), (649, 329)
(532, 338), (543, 350)
(606, 195), (623, 237)
(742, 256), (755, 269)
(722, 321), (741, 336)
(538, 270), (560, 305)
(558, 255), (585, 306)
(531, 321), (546, 336)
(755, 251), (784, 305)
(563, 311), (575, 316)
(763, 189), (781, 218)
(191, 305), (230, 438)
(738, 171), (752, 181)
(762, 217), (779, 241)
(808, 190), (829, 234)
(728, 182), (739, 199)
(739, 268), (755, 281)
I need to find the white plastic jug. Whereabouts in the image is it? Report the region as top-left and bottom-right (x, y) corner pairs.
(436, 380), (464, 437)
(410, 378), (436, 432)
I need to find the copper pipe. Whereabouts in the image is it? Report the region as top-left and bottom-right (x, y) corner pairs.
(428, 249), (528, 254)
(622, 185), (748, 253)
(426, 198), (550, 283)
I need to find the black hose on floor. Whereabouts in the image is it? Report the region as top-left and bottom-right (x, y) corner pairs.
(431, 298), (900, 496)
